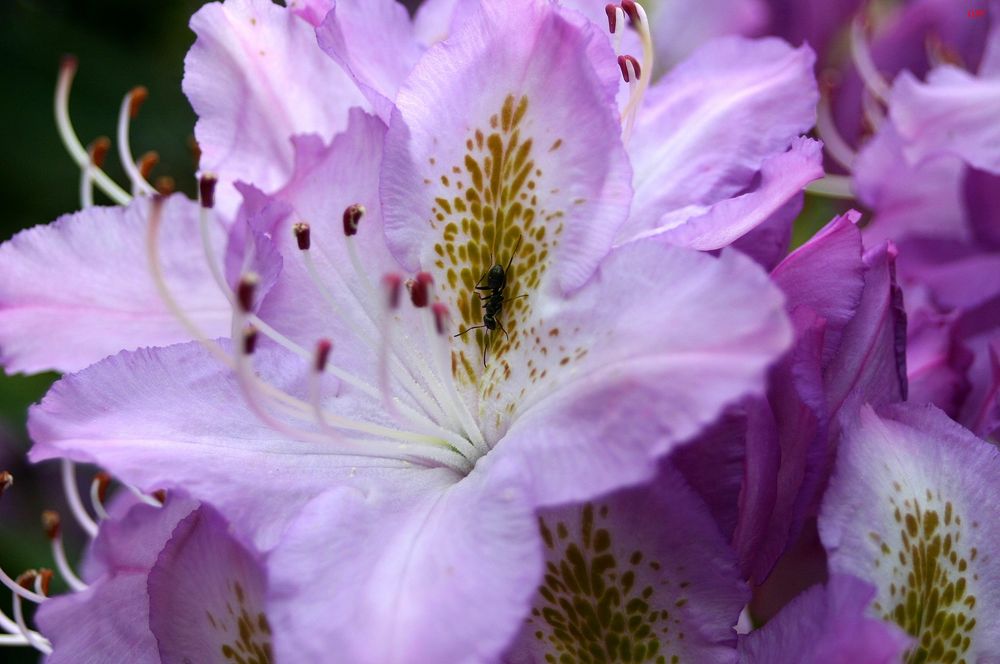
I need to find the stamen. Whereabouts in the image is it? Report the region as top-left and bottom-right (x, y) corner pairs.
(196, 173), (238, 310)
(243, 325), (259, 355)
(409, 272), (433, 309)
(605, 4), (627, 55)
(850, 16), (890, 104)
(137, 151), (160, 184)
(237, 272), (259, 314)
(343, 204), (365, 237)
(816, 73), (858, 171)
(0, 471), (11, 498)
(79, 137), (110, 209)
(124, 482), (165, 507)
(42, 511), (87, 592)
(89, 472), (111, 521)
(55, 56), (131, 205)
(154, 176), (175, 195)
(615, 1), (654, 143)
(117, 86), (155, 196)
(12, 574), (52, 655)
(860, 88), (885, 134)
(60, 460), (97, 538)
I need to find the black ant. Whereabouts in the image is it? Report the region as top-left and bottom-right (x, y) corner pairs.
(455, 236), (527, 367)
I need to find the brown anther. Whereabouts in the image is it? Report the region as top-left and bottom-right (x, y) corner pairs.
(383, 274), (403, 310)
(199, 173), (218, 209)
(237, 273), (260, 313)
(41, 510), (61, 540)
(93, 472), (111, 505)
(243, 326), (259, 355)
(618, 55), (641, 83)
(0, 471), (12, 498)
(152, 489), (167, 504)
(293, 222), (312, 251)
(138, 151), (159, 180)
(343, 204), (365, 237)
(605, 4), (618, 32)
(187, 135), (202, 165)
(621, 0), (640, 23)
(16, 570), (37, 590)
(60, 54), (79, 73)
(89, 136), (111, 168)
(819, 68), (842, 95)
(315, 339), (333, 372)
(431, 302), (450, 336)
(128, 86), (149, 119)
(154, 176), (175, 196)
(36, 569), (53, 596)
(410, 272), (433, 308)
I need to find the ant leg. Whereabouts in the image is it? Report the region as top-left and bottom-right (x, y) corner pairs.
(454, 324), (486, 338)
(500, 294), (528, 304)
(505, 235), (523, 273)
(496, 319), (510, 341)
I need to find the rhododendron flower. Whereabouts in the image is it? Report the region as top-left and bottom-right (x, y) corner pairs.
(820, 404), (1000, 661)
(9, 0), (803, 660)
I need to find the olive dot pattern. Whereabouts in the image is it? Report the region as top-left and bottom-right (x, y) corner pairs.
(868, 482), (982, 664)
(527, 504), (689, 664)
(427, 93), (565, 387)
(205, 580), (273, 664)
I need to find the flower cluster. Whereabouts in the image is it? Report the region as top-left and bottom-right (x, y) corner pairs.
(0, 0), (997, 662)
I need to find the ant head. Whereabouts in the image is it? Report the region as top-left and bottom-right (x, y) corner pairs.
(487, 264), (506, 283)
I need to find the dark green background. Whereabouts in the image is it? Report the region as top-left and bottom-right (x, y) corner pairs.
(0, 1), (838, 660)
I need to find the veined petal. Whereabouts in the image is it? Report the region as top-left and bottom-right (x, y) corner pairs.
(738, 575), (911, 664)
(890, 66), (1000, 175)
(492, 240), (791, 506)
(505, 463), (748, 664)
(637, 137), (823, 251)
(148, 504), (271, 664)
(183, 0), (368, 215)
(267, 456), (538, 664)
(623, 36), (817, 238)
(381, 0), (632, 300)
(27, 342), (411, 550)
(316, 0), (424, 121)
(0, 195), (230, 374)
(819, 404), (1000, 662)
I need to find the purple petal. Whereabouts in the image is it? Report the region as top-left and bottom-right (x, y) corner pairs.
(381, 0), (631, 294)
(505, 463), (748, 663)
(739, 574), (911, 664)
(148, 504), (270, 664)
(623, 36), (817, 238)
(820, 404), (1000, 660)
(0, 195), (230, 374)
(641, 137), (823, 251)
(316, 0), (423, 121)
(183, 0), (368, 215)
(28, 342), (410, 549)
(906, 310), (973, 418)
(267, 457), (539, 664)
(731, 192), (801, 271)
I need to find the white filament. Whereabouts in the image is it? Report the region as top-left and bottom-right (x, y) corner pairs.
(60, 460), (97, 538)
(51, 535), (88, 593)
(116, 89), (155, 196)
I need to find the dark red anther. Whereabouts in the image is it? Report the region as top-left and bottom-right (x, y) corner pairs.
(0, 471), (12, 498)
(293, 222), (312, 251)
(138, 151), (159, 180)
(431, 302), (450, 336)
(129, 86), (149, 119)
(93, 472), (111, 505)
(199, 174), (218, 209)
(243, 326), (259, 355)
(383, 274), (403, 310)
(60, 54), (79, 73)
(89, 136), (111, 169)
(605, 4), (618, 32)
(41, 510), (61, 540)
(618, 55), (641, 82)
(621, 0), (640, 23)
(410, 272), (433, 308)
(315, 339), (333, 372)
(37, 569), (53, 596)
(343, 204), (365, 237)
(152, 489), (167, 504)
(237, 274), (259, 313)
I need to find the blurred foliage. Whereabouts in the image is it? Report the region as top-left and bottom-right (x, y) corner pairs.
(0, 0), (838, 660)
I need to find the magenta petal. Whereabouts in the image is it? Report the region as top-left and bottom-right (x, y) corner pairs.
(739, 575), (911, 664)
(148, 504), (270, 664)
(0, 195), (230, 374)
